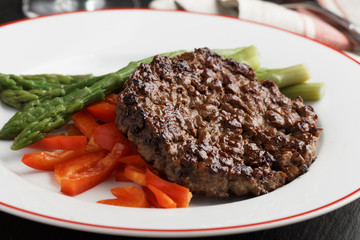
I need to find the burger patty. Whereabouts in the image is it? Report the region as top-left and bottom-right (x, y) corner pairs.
(115, 48), (322, 198)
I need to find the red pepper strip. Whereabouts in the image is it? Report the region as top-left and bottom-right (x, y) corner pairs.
(56, 143), (127, 196)
(114, 164), (131, 182)
(22, 149), (88, 171)
(85, 137), (104, 152)
(64, 124), (83, 136)
(28, 135), (87, 150)
(97, 197), (150, 208)
(93, 122), (137, 154)
(123, 164), (146, 186)
(86, 101), (116, 123)
(142, 187), (162, 208)
(145, 169), (192, 208)
(54, 150), (108, 184)
(72, 109), (100, 138)
(102, 185), (151, 208)
(117, 154), (153, 170)
(104, 93), (118, 105)
(146, 185), (177, 208)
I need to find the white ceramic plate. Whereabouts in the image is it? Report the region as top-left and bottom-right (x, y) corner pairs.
(0, 9), (359, 238)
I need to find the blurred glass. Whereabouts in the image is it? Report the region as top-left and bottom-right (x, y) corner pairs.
(22, 0), (142, 18)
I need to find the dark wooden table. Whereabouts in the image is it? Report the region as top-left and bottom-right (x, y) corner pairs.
(0, 1), (359, 239)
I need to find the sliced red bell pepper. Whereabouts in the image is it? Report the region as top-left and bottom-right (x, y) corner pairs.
(117, 154), (153, 170)
(87, 101), (116, 123)
(55, 143), (127, 196)
(22, 149), (87, 171)
(97, 197), (150, 208)
(104, 93), (118, 105)
(145, 169), (192, 208)
(54, 150), (108, 184)
(146, 185), (177, 208)
(72, 109), (100, 138)
(28, 135), (87, 150)
(93, 122), (137, 154)
(85, 137), (104, 152)
(114, 164), (131, 182)
(142, 186), (162, 208)
(106, 185), (150, 208)
(65, 124), (83, 136)
(124, 164), (146, 186)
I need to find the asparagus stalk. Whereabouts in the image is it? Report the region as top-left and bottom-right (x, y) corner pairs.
(256, 64), (310, 88)
(20, 74), (93, 85)
(0, 74), (94, 109)
(0, 75), (110, 140)
(214, 45), (261, 71)
(0, 73), (22, 90)
(1, 90), (40, 109)
(11, 73), (121, 150)
(0, 89), (66, 109)
(0, 75), (104, 109)
(0, 73), (93, 91)
(280, 82), (325, 101)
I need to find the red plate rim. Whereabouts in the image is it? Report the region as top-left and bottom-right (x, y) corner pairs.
(1, 188), (359, 233)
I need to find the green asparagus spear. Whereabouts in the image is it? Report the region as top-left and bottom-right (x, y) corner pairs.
(1, 75), (107, 110)
(214, 45), (261, 71)
(0, 73), (22, 90)
(0, 88), (66, 109)
(0, 73), (94, 109)
(21, 74), (93, 85)
(10, 75), (67, 90)
(0, 73), (93, 91)
(256, 64), (310, 88)
(11, 73), (121, 150)
(280, 82), (325, 101)
(216, 48), (310, 87)
(1, 90), (40, 109)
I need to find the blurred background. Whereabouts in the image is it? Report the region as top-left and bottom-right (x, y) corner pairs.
(0, 0), (151, 24)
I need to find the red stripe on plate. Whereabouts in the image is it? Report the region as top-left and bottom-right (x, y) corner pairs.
(1, 188), (359, 232)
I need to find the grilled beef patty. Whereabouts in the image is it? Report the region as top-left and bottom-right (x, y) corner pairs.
(116, 48), (322, 197)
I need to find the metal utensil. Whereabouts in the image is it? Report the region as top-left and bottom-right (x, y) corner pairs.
(279, 0), (360, 47)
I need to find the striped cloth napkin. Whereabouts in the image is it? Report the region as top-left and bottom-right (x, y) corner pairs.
(149, 0), (360, 59)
